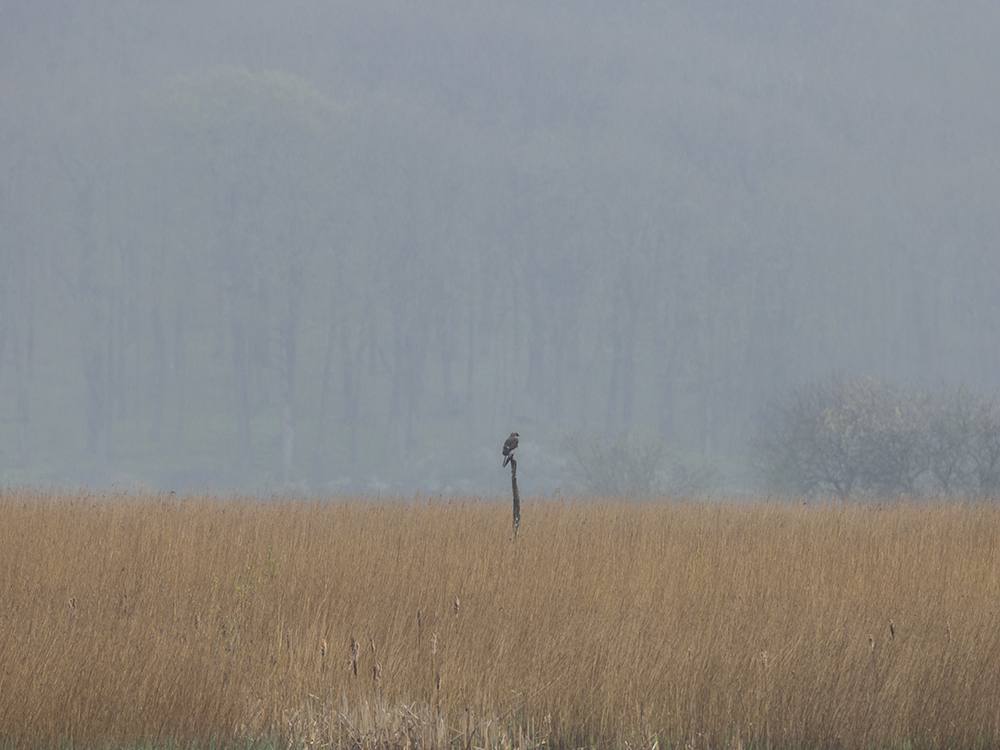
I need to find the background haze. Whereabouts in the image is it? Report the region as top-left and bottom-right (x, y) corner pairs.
(1, 1), (998, 494)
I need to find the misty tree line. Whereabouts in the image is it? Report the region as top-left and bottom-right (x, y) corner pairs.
(1, 1), (999, 490)
(754, 377), (1000, 497)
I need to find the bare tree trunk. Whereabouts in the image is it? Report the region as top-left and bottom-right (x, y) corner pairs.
(278, 252), (304, 485)
(525, 275), (546, 412)
(76, 182), (112, 479)
(313, 303), (337, 484)
(389, 294), (428, 462)
(281, 404), (294, 485)
(279, 314), (297, 485)
(114, 287), (126, 419)
(231, 317), (252, 477)
(342, 322), (361, 466)
(465, 296), (475, 424)
(0, 259), (32, 470)
(149, 304), (165, 442)
(606, 257), (639, 432)
(13, 326), (28, 469)
(173, 309), (185, 449)
(104, 320), (114, 471)
(703, 400), (713, 458)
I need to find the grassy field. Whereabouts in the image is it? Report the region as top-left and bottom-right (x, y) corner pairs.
(0, 490), (998, 749)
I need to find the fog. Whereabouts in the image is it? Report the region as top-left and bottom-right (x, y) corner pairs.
(1, 1), (998, 495)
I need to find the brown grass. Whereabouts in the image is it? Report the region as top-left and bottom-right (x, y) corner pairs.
(1, 489), (999, 749)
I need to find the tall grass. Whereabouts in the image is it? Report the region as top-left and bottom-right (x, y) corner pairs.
(1, 489), (998, 748)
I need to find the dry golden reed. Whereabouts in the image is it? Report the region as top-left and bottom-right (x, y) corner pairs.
(1, 489), (999, 749)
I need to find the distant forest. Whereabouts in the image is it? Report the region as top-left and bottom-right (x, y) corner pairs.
(0, 1), (998, 493)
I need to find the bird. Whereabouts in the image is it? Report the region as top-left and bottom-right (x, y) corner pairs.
(502, 432), (519, 467)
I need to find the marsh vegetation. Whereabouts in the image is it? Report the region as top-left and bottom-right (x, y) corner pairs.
(2, 490), (997, 748)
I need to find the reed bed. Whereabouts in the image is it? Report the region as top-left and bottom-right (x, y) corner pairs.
(0, 489), (998, 749)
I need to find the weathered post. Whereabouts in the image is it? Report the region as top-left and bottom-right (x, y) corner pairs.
(502, 431), (520, 539)
(510, 455), (520, 539)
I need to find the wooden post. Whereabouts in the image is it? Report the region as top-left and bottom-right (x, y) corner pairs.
(510, 455), (520, 539)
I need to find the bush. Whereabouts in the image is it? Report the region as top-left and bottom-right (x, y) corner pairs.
(560, 430), (666, 497)
(560, 431), (723, 497)
(753, 377), (1000, 497)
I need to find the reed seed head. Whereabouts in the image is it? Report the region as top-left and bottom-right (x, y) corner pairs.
(430, 631), (438, 655)
(349, 636), (360, 676)
(454, 597), (460, 617)
(374, 661), (382, 689)
(869, 634), (874, 653)
(759, 650), (767, 670)
(320, 638), (327, 659)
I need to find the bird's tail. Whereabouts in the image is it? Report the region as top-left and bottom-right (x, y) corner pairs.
(503, 455), (511, 468)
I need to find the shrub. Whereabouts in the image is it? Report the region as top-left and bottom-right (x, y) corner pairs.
(560, 430), (666, 496)
(560, 431), (722, 497)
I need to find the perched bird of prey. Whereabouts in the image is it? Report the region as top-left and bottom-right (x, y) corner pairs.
(502, 432), (519, 467)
